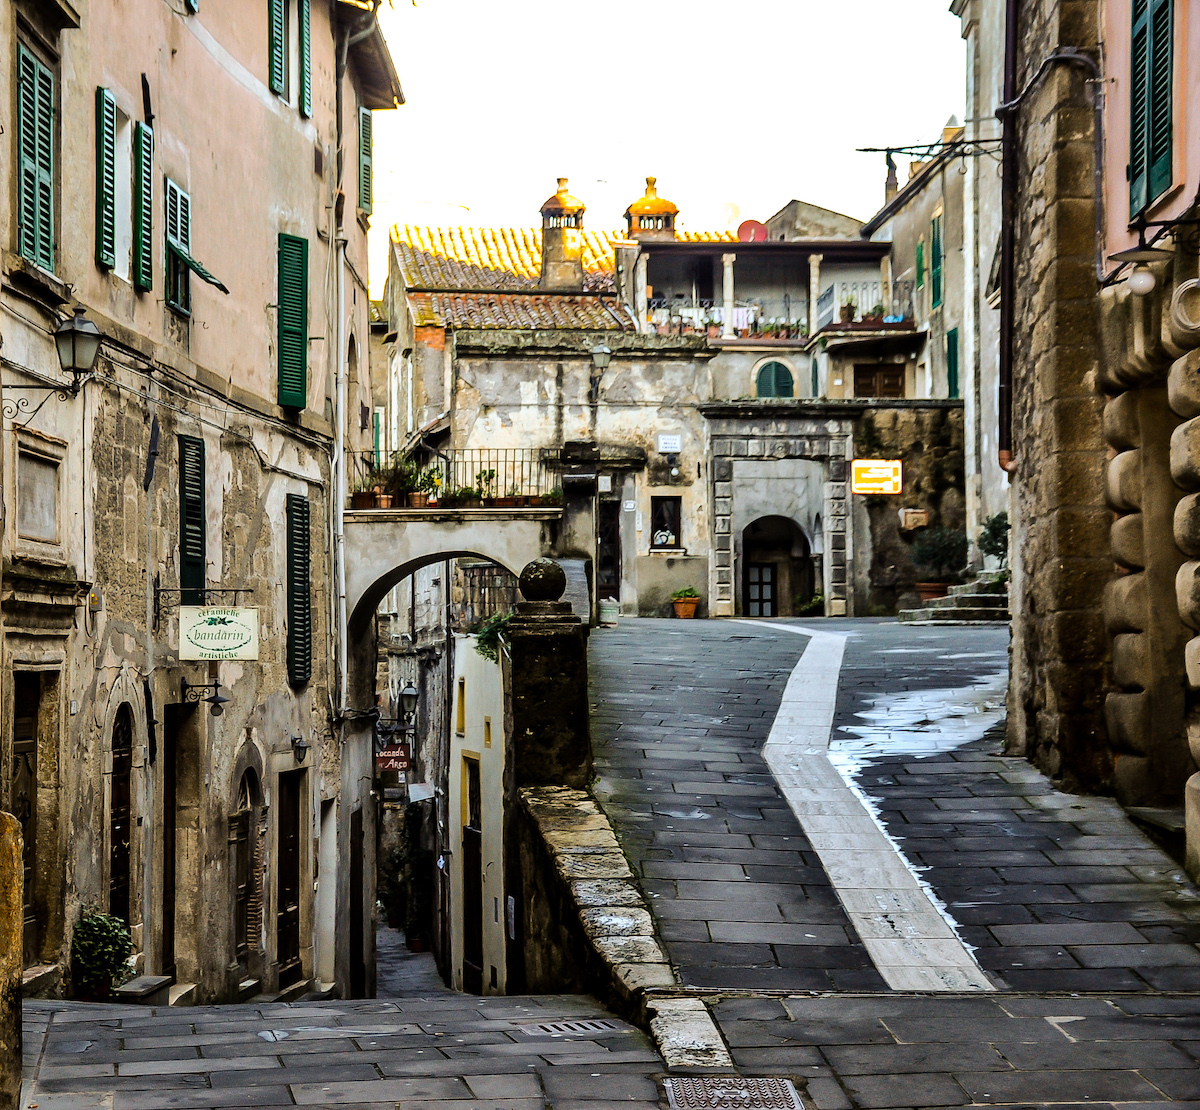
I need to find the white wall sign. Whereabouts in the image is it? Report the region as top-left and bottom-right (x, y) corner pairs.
(179, 606), (260, 660)
(657, 433), (682, 453)
(598, 475), (612, 493)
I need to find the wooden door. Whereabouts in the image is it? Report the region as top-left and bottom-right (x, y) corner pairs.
(161, 705), (180, 979)
(597, 500), (621, 596)
(109, 706), (133, 926)
(276, 772), (302, 988)
(11, 674), (39, 967)
(853, 364), (905, 398)
(462, 758), (483, 995)
(746, 564), (776, 618)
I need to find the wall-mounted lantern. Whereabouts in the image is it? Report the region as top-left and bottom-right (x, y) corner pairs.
(53, 306), (103, 390)
(290, 735), (310, 764)
(181, 677), (229, 717)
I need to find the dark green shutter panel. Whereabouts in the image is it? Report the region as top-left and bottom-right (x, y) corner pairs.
(1131, 0), (1173, 213)
(269, 0), (286, 95)
(278, 234), (309, 409)
(931, 216), (944, 307)
(358, 107), (373, 214)
(178, 436), (206, 606)
(915, 240), (925, 288)
(18, 46), (54, 272)
(946, 328), (960, 400)
(299, 0), (312, 117)
(286, 494), (312, 688)
(811, 359), (819, 398)
(756, 364), (776, 398)
(775, 363), (794, 397)
(133, 122), (154, 291)
(95, 87), (117, 268)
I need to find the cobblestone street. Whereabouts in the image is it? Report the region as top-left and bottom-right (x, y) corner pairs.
(21, 618), (1200, 1109)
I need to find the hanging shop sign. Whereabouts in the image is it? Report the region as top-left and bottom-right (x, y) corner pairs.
(376, 742), (411, 774)
(179, 606), (260, 661)
(850, 459), (903, 495)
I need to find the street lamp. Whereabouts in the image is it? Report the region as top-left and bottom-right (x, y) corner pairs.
(53, 306), (102, 390)
(399, 684), (418, 719)
(590, 344), (612, 370)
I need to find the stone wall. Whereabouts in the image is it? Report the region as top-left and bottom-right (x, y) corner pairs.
(0, 812), (20, 1110)
(854, 405), (965, 612)
(1007, 0), (1111, 789)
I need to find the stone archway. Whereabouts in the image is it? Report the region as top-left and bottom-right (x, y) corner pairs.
(741, 516), (816, 618)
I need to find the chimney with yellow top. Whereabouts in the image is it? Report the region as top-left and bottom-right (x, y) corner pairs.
(540, 178), (586, 291)
(624, 177), (678, 241)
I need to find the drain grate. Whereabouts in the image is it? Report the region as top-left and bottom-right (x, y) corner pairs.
(519, 1018), (618, 1036)
(664, 1077), (804, 1110)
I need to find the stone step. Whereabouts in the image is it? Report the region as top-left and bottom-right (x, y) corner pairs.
(927, 593), (1009, 609)
(899, 606), (1010, 623)
(949, 580), (1008, 597)
(168, 982), (196, 1007)
(113, 974), (172, 1007)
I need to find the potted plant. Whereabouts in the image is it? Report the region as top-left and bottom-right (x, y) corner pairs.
(910, 526), (969, 601)
(671, 585), (701, 619)
(545, 486), (563, 506)
(71, 910), (132, 1002)
(350, 471), (393, 509)
(476, 468), (498, 505)
(456, 486), (481, 508)
(862, 303), (885, 324)
(706, 321), (721, 339)
(407, 467), (439, 508)
(839, 299), (857, 323)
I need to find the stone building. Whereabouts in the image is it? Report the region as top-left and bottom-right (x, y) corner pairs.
(1, 0), (400, 1002)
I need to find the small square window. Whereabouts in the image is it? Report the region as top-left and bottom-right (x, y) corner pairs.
(650, 496), (682, 550)
(18, 452), (59, 543)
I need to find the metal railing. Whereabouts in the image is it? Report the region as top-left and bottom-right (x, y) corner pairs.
(647, 299), (809, 340)
(817, 280), (915, 329)
(348, 448), (557, 507)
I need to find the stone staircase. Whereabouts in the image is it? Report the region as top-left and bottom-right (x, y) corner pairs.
(898, 575), (1010, 624)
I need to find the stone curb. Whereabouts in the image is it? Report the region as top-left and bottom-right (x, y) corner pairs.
(519, 786), (733, 1070)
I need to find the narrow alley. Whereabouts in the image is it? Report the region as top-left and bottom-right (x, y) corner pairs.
(20, 620), (1200, 1109)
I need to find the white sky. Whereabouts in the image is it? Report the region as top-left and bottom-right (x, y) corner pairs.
(369, 0), (966, 295)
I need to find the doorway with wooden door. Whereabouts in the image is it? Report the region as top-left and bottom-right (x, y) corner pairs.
(853, 363), (905, 398)
(10, 673), (41, 968)
(462, 757), (484, 995)
(276, 771), (304, 989)
(597, 499), (621, 601)
(109, 705), (134, 927)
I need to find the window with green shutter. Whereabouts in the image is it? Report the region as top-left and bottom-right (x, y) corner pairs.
(915, 239), (925, 289)
(286, 494), (312, 688)
(269, 0), (287, 97)
(756, 361), (794, 398)
(96, 87), (117, 269)
(277, 234), (309, 409)
(299, 0), (312, 117)
(931, 214), (944, 308)
(811, 359), (820, 398)
(358, 107), (373, 214)
(946, 327), (960, 399)
(1130, 0), (1173, 214)
(179, 436), (206, 606)
(164, 176), (229, 315)
(133, 122), (154, 292)
(17, 45), (55, 272)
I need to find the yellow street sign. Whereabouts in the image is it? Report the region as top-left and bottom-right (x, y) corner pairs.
(851, 459), (903, 495)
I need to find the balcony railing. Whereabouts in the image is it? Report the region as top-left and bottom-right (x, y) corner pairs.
(646, 297), (809, 340)
(816, 281), (915, 330)
(348, 448), (558, 508)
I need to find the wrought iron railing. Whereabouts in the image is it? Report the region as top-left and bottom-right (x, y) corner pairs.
(817, 280), (915, 329)
(348, 448), (558, 507)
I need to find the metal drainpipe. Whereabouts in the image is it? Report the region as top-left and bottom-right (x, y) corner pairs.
(997, 0), (1019, 475)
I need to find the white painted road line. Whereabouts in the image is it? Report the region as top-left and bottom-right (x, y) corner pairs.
(743, 621), (995, 992)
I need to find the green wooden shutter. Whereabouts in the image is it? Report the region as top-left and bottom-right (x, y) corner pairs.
(18, 46), (54, 272)
(299, 0), (312, 117)
(915, 240), (925, 288)
(946, 327), (960, 399)
(358, 107), (373, 214)
(95, 87), (117, 269)
(286, 494), (312, 687)
(269, 0), (286, 96)
(811, 359), (819, 398)
(756, 364), (776, 398)
(165, 179), (192, 312)
(133, 122), (154, 291)
(178, 436), (206, 606)
(1131, 0), (1173, 214)
(277, 234), (309, 409)
(775, 363), (794, 397)
(931, 215), (944, 308)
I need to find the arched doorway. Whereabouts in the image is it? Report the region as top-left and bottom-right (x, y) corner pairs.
(109, 704), (134, 926)
(741, 516), (814, 617)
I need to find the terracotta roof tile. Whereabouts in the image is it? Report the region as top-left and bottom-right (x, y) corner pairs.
(411, 292), (635, 331)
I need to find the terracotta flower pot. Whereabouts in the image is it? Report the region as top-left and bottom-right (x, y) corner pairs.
(407, 492), (430, 508)
(915, 582), (950, 602)
(672, 597), (700, 619)
(839, 305), (856, 322)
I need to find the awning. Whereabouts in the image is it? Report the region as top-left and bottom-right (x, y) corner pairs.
(822, 329), (925, 358)
(168, 242), (229, 294)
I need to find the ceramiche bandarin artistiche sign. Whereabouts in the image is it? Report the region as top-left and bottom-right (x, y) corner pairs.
(179, 607), (260, 661)
(850, 459), (903, 495)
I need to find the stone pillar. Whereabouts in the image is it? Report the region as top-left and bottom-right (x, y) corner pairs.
(808, 253), (823, 335)
(721, 253), (736, 339)
(505, 559), (591, 790)
(0, 811), (22, 1110)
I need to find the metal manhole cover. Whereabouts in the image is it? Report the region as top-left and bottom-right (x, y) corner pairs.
(665, 1076), (804, 1110)
(519, 1018), (618, 1036)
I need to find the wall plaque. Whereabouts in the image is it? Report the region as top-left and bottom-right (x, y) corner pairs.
(179, 607), (260, 660)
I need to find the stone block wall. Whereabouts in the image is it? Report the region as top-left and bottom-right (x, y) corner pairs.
(0, 812), (20, 1110)
(1008, 0), (1112, 789)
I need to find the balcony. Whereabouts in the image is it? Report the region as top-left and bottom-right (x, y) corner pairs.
(816, 281), (915, 331)
(348, 448), (560, 510)
(647, 298), (809, 341)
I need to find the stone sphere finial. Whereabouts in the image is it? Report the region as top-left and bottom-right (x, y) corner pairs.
(519, 558), (566, 602)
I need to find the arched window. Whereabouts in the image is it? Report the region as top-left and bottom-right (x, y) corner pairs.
(756, 361), (794, 398)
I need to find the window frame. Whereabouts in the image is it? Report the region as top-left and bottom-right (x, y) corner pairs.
(178, 434), (206, 605)
(649, 495), (683, 551)
(165, 177), (192, 315)
(277, 233), (309, 409)
(1129, 0), (1173, 215)
(755, 360), (795, 399)
(946, 327), (960, 400)
(286, 493), (312, 688)
(16, 42), (57, 273)
(930, 213), (944, 309)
